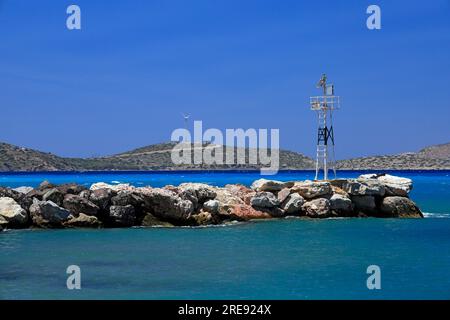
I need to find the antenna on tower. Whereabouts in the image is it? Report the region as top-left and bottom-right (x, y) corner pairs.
(181, 113), (190, 130)
(310, 74), (340, 181)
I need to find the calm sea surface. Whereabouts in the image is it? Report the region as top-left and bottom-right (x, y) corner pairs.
(1, 170), (449, 299)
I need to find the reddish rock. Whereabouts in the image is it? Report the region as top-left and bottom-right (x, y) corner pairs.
(227, 204), (272, 220)
(225, 184), (255, 205)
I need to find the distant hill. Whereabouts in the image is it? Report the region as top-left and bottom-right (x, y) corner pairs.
(336, 142), (450, 170)
(418, 142), (450, 160)
(0, 142), (78, 171)
(1, 141), (449, 172)
(0, 142), (315, 171)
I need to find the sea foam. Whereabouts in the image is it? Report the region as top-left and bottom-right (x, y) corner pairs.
(423, 212), (450, 218)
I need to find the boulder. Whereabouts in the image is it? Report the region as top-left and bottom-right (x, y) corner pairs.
(0, 215), (7, 230)
(291, 181), (332, 199)
(134, 186), (153, 195)
(178, 183), (217, 203)
(63, 194), (99, 216)
(331, 185), (349, 197)
(343, 179), (385, 197)
(111, 191), (143, 207)
(251, 179), (294, 192)
(0, 187), (22, 201)
(13, 186), (34, 194)
(224, 184), (255, 205)
(63, 213), (102, 228)
(203, 199), (220, 214)
(191, 210), (218, 225)
(0, 197), (28, 227)
(250, 192), (280, 208)
(178, 187), (199, 210)
(141, 213), (174, 227)
(214, 188), (245, 205)
(162, 185), (179, 194)
(329, 179), (349, 190)
(25, 188), (45, 200)
(213, 188), (246, 220)
(302, 198), (331, 218)
(219, 203), (272, 220)
(90, 182), (113, 191)
(90, 182), (136, 192)
(380, 196), (423, 218)
(351, 195), (376, 213)
(177, 183), (217, 211)
(281, 193), (305, 215)
(329, 194), (353, 215)
(277, 188), (291, 203)
(377, 175), (412, 196)
(18, 195), (33, 212)
(89, 188), (115, 210)
(57, 183), (87, 195)
(359, 174), (412, 196)
(358, 174), (381, 179)
(29, 199), (71, 227)
(38, 180), (56, 191)
(108, 205), (136, 227)
(43, 188), (65, 206)
(0, 187), (32, 211)
(140, 188), (194, 222)
(79, 190), (92, 199)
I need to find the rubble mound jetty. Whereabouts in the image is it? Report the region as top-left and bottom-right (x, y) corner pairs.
(0, 174), (423, 231)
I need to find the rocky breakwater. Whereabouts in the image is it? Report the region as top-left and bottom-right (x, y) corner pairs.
(0, 174), (423, 231)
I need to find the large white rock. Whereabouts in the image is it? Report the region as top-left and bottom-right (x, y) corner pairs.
(378, 175), (412, 196)
(251, 179), (293, 192)
(13, 186), (34, 194)
(0, 197), (28, 226)
(90, 182), (136, 192)
(358, 174), (412, 196)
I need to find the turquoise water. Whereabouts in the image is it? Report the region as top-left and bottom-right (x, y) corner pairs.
(1, 171), (450, 299)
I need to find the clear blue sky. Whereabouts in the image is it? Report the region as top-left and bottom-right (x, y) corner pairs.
(1, 0), (449, 159)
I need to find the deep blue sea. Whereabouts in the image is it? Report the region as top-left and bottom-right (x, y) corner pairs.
(1, 170), (449, 299)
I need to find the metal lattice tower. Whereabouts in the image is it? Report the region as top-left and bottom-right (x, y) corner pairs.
(310, 74), (340, 180)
